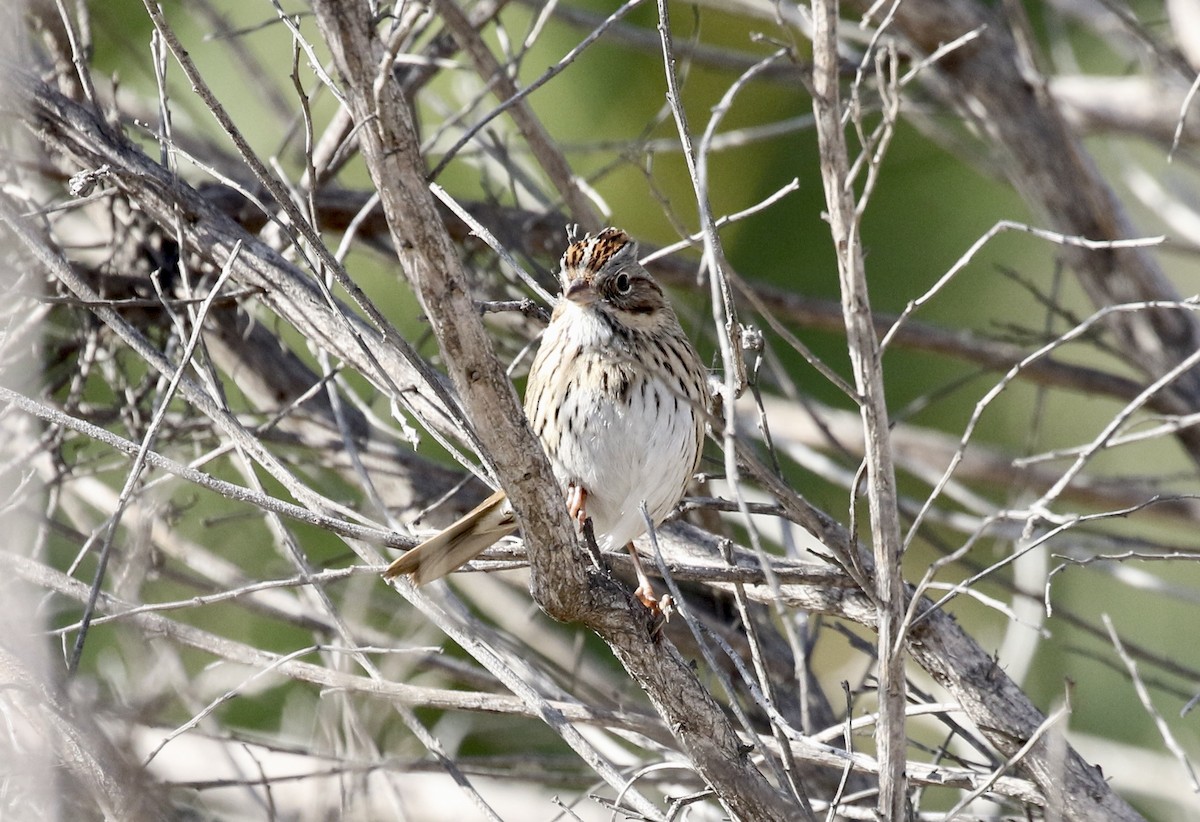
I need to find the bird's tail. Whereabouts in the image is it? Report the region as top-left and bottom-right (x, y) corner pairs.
(383, 489), (518, 584)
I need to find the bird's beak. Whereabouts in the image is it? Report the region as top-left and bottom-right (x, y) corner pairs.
(564, 277), (598, 306)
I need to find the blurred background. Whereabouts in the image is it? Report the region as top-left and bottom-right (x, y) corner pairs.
(3, 0), (1200, 819)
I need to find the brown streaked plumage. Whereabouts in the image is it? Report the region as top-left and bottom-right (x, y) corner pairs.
(384, 228), (709, 608)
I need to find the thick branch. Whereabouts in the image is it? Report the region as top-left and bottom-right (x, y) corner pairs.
(810, 2), (907, 816)
(308, 3), (800, 819)
(660, 522), (1146, 821)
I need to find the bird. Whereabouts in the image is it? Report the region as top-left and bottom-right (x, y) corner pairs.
(384, 227), (709, 611)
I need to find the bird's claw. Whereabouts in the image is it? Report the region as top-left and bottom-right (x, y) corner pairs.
(635, 583), (674, 621)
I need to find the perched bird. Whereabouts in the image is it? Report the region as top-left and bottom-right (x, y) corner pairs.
(384, 227), (709, 610)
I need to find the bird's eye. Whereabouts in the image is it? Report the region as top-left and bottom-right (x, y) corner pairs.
(615, 272), (632, 294)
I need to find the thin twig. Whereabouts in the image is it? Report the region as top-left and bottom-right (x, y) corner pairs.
(1103, 615), (1200, 795)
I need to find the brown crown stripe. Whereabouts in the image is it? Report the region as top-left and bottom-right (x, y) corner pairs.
(561, 227), (632, 274)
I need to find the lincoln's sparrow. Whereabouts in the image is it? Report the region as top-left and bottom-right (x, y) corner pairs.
(384, 228), (709, 610)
